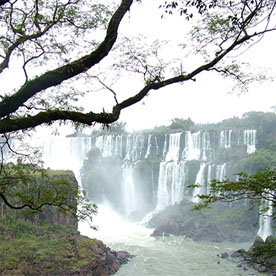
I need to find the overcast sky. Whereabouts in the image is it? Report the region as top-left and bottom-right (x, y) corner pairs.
(1, 0), (275, 133)
(108, 0), (276, 131)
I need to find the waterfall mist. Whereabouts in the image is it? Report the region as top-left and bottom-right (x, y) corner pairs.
(24, 126), (272, 243)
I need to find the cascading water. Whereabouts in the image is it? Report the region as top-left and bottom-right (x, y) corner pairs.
(122, 164), (137, 215)
(41, 135), (91, 173)
(145, 135), (152, 159)
(243, 130), (257, 154)
(182, 131), (201, 160)
(220, 130), (232, 148)
(155, 133), (184, 211)
(32, 130), (271, 276)
(216, 163), (226, 181)
(201, 131), (211, 161)
(192, 163), (207, 203)
(257, 197), (274, 240)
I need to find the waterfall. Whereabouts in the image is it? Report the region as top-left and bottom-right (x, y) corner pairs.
(201, 131), (211, 161)
(220, 130), (232, 148)
(165, 133), (181, 161)
(95, 135), (123, 158)
(155, 133), (184, 211)
(41, 136), (91, 173)
(192, 163), (207, 203)
(122, 164), (137, 215)
(243, 130), (256, 154)
(155, 160), (187, 211)
(206, 164), (213, 195)
(145, 135), (152, 159)
(155, 162), (170, 211)
(216, 163), (226, 181)
(182, 131), (201, 160)
(257, 198), (274, 240)
(125, 134), (145, 161)
(28, 127), (272, 241)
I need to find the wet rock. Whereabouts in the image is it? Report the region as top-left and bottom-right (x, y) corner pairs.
(220, 252), (229, 258)
(257, 265), (267, 273)
(150, 228), (169, 237)
(148, 200), (258, 243)
(116, 251), (135, 264)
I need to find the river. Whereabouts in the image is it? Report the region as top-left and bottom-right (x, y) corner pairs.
(79, 204), (268, 276)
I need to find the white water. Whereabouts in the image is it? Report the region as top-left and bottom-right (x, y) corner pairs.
(216, 163), (226, 181)
(33, 133), (273, 275)
(192, 163), (207, 203)
(182, 131), (201, 160)
(79, 204), (267, 276)
(155, 133), (185, 211)
(257, 198), (274, 240)
(122, 164), (137, 215)
(220, 130), (232, 148)
(243, 130), (256, 154)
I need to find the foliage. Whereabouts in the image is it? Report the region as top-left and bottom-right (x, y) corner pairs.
(91, 121), (127, 136)
(0, 165), (97, 226)
(195, 167), (276, 219)
(169, 117), (195, 131)
(233, 149), (276, 174)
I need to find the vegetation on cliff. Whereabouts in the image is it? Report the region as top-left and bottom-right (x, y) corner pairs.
(0, 169), (97, 227)
(0, 217), (130, 276)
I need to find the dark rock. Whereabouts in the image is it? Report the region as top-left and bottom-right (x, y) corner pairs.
(257, 266), (267, 273)
(148, 200), (258, 243)
(150, 228), (169, 237)
(220, 252), (229, 258)
(248, 236), (264, 252)
(231, 250), (242, 258)
(116, 251), (135, 264)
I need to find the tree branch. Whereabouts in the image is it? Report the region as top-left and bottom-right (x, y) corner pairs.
(0, 0), (10, 7)
(0, 31), (256, 133)
(0, 0), (133, 119)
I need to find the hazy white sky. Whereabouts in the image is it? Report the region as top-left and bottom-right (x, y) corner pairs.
(110, 1), (276, 131)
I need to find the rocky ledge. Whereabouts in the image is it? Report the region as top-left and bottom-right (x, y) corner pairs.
(219, 236), (276, 274)
(0, 220), (133, 276)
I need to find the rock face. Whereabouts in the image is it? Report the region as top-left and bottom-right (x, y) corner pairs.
(148, 200), (259, 242)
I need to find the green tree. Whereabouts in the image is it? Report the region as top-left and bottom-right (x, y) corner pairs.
(195, 168), (276, 219)
(170, 118), (195, 131)
(0, 0), (276, 215)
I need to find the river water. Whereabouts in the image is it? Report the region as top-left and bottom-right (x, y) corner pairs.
(79, 205), (268, 276)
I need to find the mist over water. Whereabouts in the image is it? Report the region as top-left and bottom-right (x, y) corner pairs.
(36, 131), (273, 275)
(79, 203), (266, 276)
